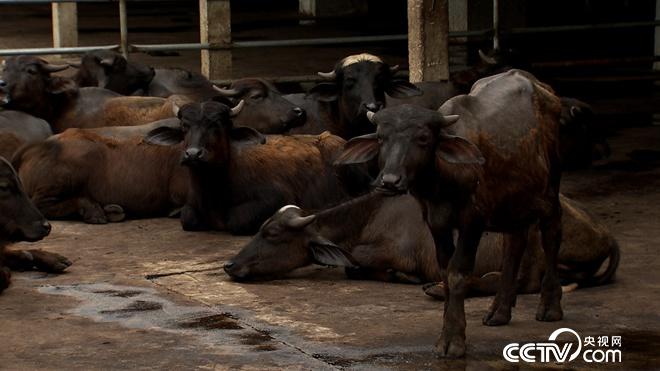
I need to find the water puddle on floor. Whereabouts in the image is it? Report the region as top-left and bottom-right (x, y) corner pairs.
(38, 283), (278, 352)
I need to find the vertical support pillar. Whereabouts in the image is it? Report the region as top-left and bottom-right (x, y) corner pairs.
(200, 0), (232, 80)
(655, 0), (660, 72)
(492, 0), (500, 51)
(449, 0), (468, 69)
(299, 0), (316, 25)
(52, 2), (78, 50)
(119, 0), (129, 59)
(408, 0), (449, 82)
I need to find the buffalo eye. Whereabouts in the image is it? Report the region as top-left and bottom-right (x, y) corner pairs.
(249, 93), (264, 101)
(417, 134), (431, 147)
(26, 67), (38, 75)
(181, 121), (191, 132)
(0, 181), (10, 197)
(344, 78), (356, 89)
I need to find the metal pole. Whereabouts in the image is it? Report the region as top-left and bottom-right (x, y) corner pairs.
(492, 0), (499, 50)
(119, 0), (128, 59)
(0, 45), (120, 56)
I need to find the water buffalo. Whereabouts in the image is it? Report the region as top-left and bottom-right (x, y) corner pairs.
(73, 50), (155, 96)
(144, 100), (351, 234)
(224, 193), (618, 294)
(335, 70), (563, 357)
(0, 56), (179, 132)
(0, 157), (71, 294)
(12, 130), (189, 224)
(286, 53), (421, 139)
(559, 97), (611, 169)
(0, 110), (52, 159)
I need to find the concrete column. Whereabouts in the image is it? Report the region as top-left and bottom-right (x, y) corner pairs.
(655, 0), (660, 71)
(408, 0), (449, 82)
(200, 0), (232, 80)
(299, 0), (316, 25)
(52, 2), (78, 49)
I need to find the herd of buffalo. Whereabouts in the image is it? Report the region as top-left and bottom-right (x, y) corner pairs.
(0, 50), (620, 357)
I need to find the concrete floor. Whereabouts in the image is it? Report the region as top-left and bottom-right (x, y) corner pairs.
(1, 4), (659, 370)
(1, 127), (660, 370)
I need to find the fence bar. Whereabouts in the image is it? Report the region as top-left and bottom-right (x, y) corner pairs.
(0, 45), (119, 56)
(119, 0), (128, 58)
(492, 0), (499, 50)
(504, 21), (660, 35)
(0, 0), (176, 3)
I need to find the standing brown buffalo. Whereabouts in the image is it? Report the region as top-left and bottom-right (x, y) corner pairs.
(0, 157), (71, 294)
(336, 70), (563, 357)
(144, 100), (352, 234)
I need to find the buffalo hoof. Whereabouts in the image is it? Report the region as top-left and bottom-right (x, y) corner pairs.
(536, 303), (563, 322)
(104, 204), (126, 223)
(0, 266), (11, 292)
(29, 250), (72, 273)
(80, 208), (107, 224)
(423, 282), (446, 300)
(436, 331), (466, 358)
(482, 307), (511, 326)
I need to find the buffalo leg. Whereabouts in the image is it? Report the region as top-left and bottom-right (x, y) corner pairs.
(0, 265), (10, 293)
(4, 249), (72, 273)
(424, 273), (502, 300)
(483, 229), (528, 326)
(35, 196), (108, 224)
(436, 223), (483, 358)
(537, 204), (563, 321)
(181, 204), (212, 231)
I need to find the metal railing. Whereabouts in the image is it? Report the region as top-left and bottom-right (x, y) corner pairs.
(1, 0), (658, 83)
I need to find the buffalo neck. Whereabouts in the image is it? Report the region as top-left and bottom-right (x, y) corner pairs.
(312, 191), (385, 245)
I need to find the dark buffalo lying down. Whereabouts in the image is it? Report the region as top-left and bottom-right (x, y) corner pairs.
(286, 53), (421, 139)
(71, 52), (306, 135)
(225, 193), (619, 293)
(14, 101), (350, 234)
(73, 50), (155, 96)
(0, 110), (53, 159)
(335, 70), (563, 357)
(0, 157), (71, 294)
(144, 101), (351, 234)
(1, 56), (181, 132)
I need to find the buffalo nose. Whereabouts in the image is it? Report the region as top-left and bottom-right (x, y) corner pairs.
(223, 261), (235, 272)
(184, 147), (205, 160)
(365, 102), (383, 112)
(292, 107), (304, 117)
(42, 220), (52, 234)
(381, 173), (402, 188)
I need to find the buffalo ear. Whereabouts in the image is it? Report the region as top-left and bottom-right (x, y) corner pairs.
(309, 236), (357, 268)
(386, 79), (422, 98)
(308, 83), (338, 102)
(230, 126), (266, 145)
(47, 77), (78, 95)
(435, 134), (485, 165)
(334, 133), (379, 165)
(144, 126), (185, 146)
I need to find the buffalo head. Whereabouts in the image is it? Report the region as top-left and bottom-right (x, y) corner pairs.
(212, 78), (305, 134)
(0, 56), (75, 119)
(224, 205), (355, 281)
(335, 104), (484, 194)
(72, 50), (155, 95)
(0, 157), (51, 243)
(144, 100), (265, 167)
(310, 53), (422, 137)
